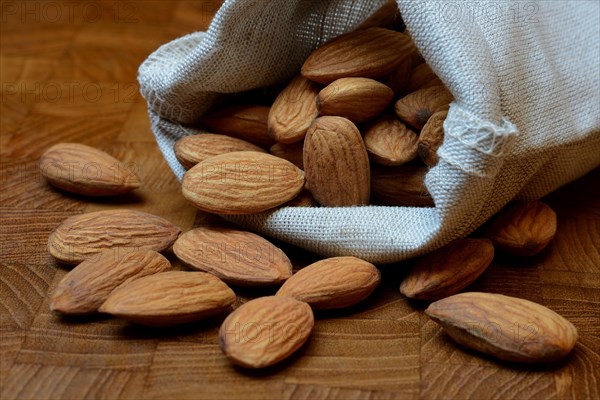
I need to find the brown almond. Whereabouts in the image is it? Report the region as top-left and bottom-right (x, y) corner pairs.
(280, 189), (317, 207)
(174, 133), (265, 170)
(364, 115), (419, 166)
(425, 292), (578, 363)
(317, 77), (393, 123)
(379, 57), (413, 96)
(99, 271), (235, 326)
(301, 28), (415, 84)
(303, 117), (370, 206)
(182, 151), (305, 214)
(268, 75), (320, 144)
(371, 165), (433, 207)
(400, 239), (494, 300)
(51, 250), (170, 314)
(406, 63), (443, 93)
(269, 142), (304, 170)
(395, 85), (453, 130)
(173, 227), (292, 286)
(220, 296), (314, 368)
(485, 201), (557, 256)
(418, 110), (447, 167)
(200, 105), (275, 148)
(48, 209), (181, 265)
(277, 256), (380, 309)
(39, 143), (140, 196)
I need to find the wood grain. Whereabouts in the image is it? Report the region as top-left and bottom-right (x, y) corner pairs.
(0, 1), (598, 399)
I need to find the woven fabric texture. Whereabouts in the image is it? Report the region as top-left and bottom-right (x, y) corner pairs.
(138, 0), (600, 264)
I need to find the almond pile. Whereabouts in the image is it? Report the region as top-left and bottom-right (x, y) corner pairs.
(39, 8), (574, 371)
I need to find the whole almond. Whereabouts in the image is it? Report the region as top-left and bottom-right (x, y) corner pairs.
(400, 239), (494, 300)
(418, 110), (447, 167)
(99, 271), (235, 326)
(39, 143), (140, 196)
(220, 296), (314, 368)
(268, 75), (320, 144)
(406, 63), (443, 93)
(173, 227), (292, 286)
(485, 201), (557, 256)
(425, 292), (578, 363)
(48, 209), (181, 265)
(174, 133), (265, 170)
(395, 85), (453, 130)
(371, 165), (433, 207)
(364, 115), (419, 166)
(277, 256), (380, 310)
(182, 151), (305, 214)
(303, 116), (370, 206)
(379, 56), (414, 96)
(301, 28), (415, 84)
(280, 189), (317, 208)
(51, 250), (170, 314)
(317, 77), (393, 123)
(200, 105), (275, 148)
(269, 142), (304, 170)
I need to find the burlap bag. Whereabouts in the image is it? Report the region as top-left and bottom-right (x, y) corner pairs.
(138, 0), (600, 264)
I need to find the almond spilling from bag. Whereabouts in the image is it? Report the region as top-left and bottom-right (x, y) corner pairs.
(395, 85), (453, 130)
(301, 27), (415, 84)
(39, 143), (140, 196)
(268, 74), (320, 144)
(364, 114), (419, 166)
(174, 133), (265, 170)
(317, 77), (393, 123)
(200, 104), (275, 148)
(173, 227), (292, 286)
(370, 165), (433, 207)
(400, 238), (494, 300)
(418, 109), (447, 167)
(303, 116), (370, 206)
(48, 209), (181, 265)
(485, 201), (557, 256)
(425, 292), (578, 363)
(220, 296), (314, 368)
(406, 63), (443, 93)
(51, 250), (170, 314)
(277, 256), (380, 309)
(99, 271), (236, 326)
(182, 151), (305, 214)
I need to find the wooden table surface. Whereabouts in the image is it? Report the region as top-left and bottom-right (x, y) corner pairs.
(1, 1), (599, 399)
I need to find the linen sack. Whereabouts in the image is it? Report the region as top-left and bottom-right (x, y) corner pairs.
(138, 0), (600, 264)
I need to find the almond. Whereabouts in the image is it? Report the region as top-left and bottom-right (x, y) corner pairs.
(269, 142), (304, 170)
(220, 296), (314, 368)
(173, 227), (292, 286)
(406, 63), (443, 93)
(364, 115), (419, 166)
(379, 57), (414, 96)
(400, 239), (494, 300)
(371, 165), (433, 207)
(182, 151), (305, 214)
(301, 28), (415, 84)
(395, 85), (453, 130)
(418, 110), (447, 167)
(39, 143), (140, 196)
(276, 256), (380, 309)
(280, 189), (317, 207)
(268, 75), (320, 144)
(48, 209), (181, 265)
(303, 116), (370, 206)
(485, 201), (557, 256)
(200, 105), (275, 148)
(99, 271), (235, 326)
(425, 292), (578, 363)
(317, 77), (393, 123)
(51, 250), (170, 314)
(174, 133), (265, 170)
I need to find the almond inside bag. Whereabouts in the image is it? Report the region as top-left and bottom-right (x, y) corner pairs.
(139, 0), (600, 263)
